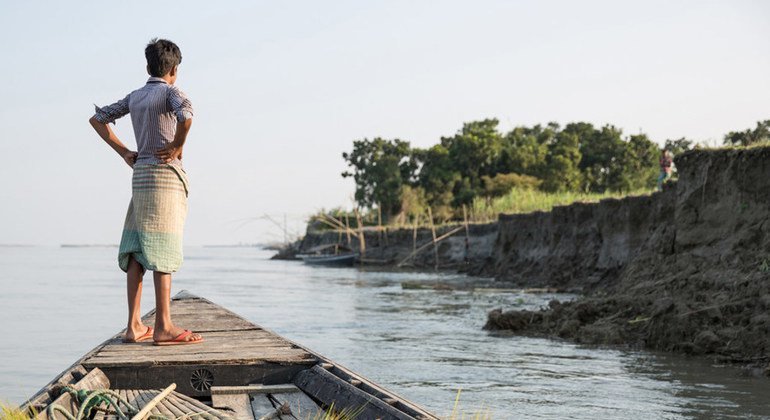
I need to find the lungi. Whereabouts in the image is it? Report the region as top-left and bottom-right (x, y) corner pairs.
(118, 164), (189, 273)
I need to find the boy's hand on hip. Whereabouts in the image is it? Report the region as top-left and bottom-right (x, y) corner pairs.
(123, 151), (138, 168)
(155, 143), (182, 163)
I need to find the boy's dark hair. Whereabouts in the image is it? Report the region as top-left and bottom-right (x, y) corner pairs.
(145, 38), (182, 77)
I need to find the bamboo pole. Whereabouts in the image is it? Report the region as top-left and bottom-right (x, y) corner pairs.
(131, 383), (176, 420)
(377, 204), (384, 246)
(397, 226), (464, 267)
(354, 208), (365, 260)
(345, 213), (352, 246)
(462, 204), (470, 264)
(428, 207), (438, 270)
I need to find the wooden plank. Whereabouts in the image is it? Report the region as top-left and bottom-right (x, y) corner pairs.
(132, 389), (151, 416)
(92, 340), (303, 356)
(294, 366), (412, 420)
(150, 391), (185, 419)
(173, 392), (233, 420)
(99, 364), (310, 398)
(249, 394), (277, 419)
(122, 389), (137, 415)
(270, 392), (321, 419)
(320, 362), (437, 419)
(211, 393), (252, 420)
(35, 368), (110, 420)
(84, 328), (312, 368)
(87, 353), (300, 364)
(151, 392), (179, 419)
(138, 298), (262, 332)
(212, 384), (300, 395)
(95, 335), (293, 352)
(163, 392), (205, 419)
(84, 349), (312, 366)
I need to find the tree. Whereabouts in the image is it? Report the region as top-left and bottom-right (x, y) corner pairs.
(497, 126), (549, 177)
(440, 119), (504, 205)
(414, 144), (460, 221)
(615, 134), (659, 191)
(664, 137), (694, 156)
(724, 120), (770, 146)
(342, 138), (417, 219)
(573, 123), (625, 193)
(541, 131), (582, 192)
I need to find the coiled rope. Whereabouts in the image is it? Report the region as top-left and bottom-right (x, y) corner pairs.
(46, 383), (176, 420)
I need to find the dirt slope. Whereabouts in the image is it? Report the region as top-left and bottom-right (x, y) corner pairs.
(486, 147), (770, 369)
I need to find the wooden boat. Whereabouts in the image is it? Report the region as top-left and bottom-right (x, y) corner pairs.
(22, 291), (438, 420)
(297, 244), (358, 266)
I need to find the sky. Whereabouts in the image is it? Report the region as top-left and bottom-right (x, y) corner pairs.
(0, 1), (768, 246)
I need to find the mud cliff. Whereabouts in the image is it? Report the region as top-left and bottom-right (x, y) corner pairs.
(486, 147), (770, 368)
(486, 190), (673, 291)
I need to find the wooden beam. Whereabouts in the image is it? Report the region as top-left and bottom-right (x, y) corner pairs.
(294, 366), (412, 420)
(211, 384), (300, 395)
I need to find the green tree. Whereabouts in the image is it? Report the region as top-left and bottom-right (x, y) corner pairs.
(614, 134), (659, 191)
(724, 120), (770, 146)
(342, 138), (417, 219)
(572, 123), (625, 193)
(439, 119), (504, 205)
(414, 144), (460, 221)
(541, 131), (582, 192)
(496, 125), (549, 177)
(664, 137), (694, 156)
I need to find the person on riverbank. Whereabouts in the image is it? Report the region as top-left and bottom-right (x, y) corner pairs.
(88, 38), (203, 346)
(658, 149), (673, 191)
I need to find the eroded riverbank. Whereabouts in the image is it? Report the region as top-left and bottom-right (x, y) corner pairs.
(288, 147), (770, 372)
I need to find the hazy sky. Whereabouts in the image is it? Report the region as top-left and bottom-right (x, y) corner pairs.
(0, 1), (768, 245)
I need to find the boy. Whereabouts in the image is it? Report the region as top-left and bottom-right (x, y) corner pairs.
(89, 38), (202, 346)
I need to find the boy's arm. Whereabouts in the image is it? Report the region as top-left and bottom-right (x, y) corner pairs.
(155, 119), (192, 163)
(156, 86), (194, 163)
(89, 117), (137, 168)
(90, 95), (135, 167)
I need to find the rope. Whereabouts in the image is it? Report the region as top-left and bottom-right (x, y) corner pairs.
(46, 385), (175, 420)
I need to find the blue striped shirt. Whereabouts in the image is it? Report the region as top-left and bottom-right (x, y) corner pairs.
(93, 77), (193, 168)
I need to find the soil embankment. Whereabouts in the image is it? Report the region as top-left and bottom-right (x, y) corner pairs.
(480, 189), (673, 292)
(487, 148), (770, 369)
(279, 222), (498, 270)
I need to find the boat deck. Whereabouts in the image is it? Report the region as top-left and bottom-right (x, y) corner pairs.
(24, 291), (439, 420)
(83, 294), (313, 367)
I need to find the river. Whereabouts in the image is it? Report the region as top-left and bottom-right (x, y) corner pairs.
(1, 246), (768, 419)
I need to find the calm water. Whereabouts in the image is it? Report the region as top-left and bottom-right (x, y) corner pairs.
(1, 246), (769, 419)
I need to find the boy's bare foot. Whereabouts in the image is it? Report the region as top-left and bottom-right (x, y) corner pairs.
(153, 324), (203, 345)
(124, 324), (153, 343)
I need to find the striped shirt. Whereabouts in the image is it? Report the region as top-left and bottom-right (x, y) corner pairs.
(93, 77), (193, 168)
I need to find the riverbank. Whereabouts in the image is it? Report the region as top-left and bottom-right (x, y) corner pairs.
(280, 147), (770, 372)
(486, 147), (770, 372)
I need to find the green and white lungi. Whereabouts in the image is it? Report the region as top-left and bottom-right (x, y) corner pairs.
(118, 164), (189, 273)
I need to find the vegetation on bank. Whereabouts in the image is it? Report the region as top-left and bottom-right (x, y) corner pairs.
(339, 118), (768, 225)
(469, 187), (650, 222)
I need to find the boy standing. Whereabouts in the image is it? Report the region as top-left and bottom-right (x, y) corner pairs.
(89, 38), (202, 346)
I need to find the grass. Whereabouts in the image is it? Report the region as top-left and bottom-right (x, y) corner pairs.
(447, 389), (492, 420)
(0, 403), (32, 420)
(469, 187), (653, 222)
(305, 402), (364, 420)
